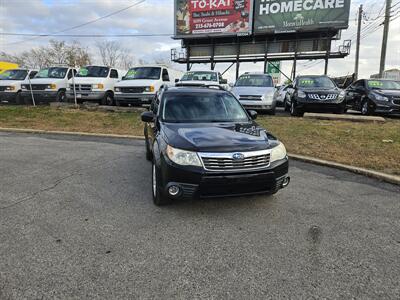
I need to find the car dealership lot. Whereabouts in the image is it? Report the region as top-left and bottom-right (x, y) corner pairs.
(1, 132), (400, 299)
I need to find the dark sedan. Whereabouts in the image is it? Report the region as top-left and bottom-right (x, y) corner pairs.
(141, 86), (290, 205)
(285, 75), (344, 116)
(342, 79), (400, 115)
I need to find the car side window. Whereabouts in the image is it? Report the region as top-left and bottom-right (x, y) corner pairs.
(110, 69), (118, 78)
(29, 71), (37, 79)
(67, 69), (73, 79)
(162, 69), (170, 82)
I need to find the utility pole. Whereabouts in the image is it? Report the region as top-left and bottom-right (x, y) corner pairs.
(354, 4), (363, 80)
(379, 0), (392, 77)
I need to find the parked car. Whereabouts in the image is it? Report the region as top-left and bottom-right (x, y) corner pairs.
(230, 73), (276, 114)
(21, 67), (77, 104)
(175, 70), (228, 88)
(0, 69), (37, 104)
(342, 79), (400, 115)
(114, 65), (182, 106)
(285, 75), (344, 116)
(274, 84), (289, 107)
(141, 85), (290, 206)
(66, 66), (123, 105)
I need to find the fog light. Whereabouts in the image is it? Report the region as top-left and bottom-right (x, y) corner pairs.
(168, 185), (180, 196)
(282, 177), (290, 188)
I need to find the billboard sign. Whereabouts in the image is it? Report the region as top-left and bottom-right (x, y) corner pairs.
(254, 0), (351, 34)
(175, 0), (252, 37)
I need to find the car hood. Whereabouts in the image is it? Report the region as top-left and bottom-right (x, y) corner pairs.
(115, 79), (158, 87)
(28, 78), (65, 84)
(0, 80), (25, 86)
(161, 122), (277, 152)
(231, 86), (275, 96)
(371, 89), (400, 97)
(299, 87), (340, 93)
(68, 77), (107, 84)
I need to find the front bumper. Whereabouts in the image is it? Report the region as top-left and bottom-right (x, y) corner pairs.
(374, 101), (400, 114)
(159, 157), (289, 199)
(66, 91), (105, 101)
(0, 91), (17, 103)
(297, 98), (344, 112)
(21, 91), (58, 102)
(115, 93), (155, 105)
(239, 99), (275, 111)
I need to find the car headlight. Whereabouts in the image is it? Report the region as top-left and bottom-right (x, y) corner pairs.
(166, 145), (202, 167)
(297, 91), (306, 98)
(144, 86), (155, 93)
(114, 87), (121, 92)
(46, 84), (57, 90)
(93, 83), (104, 90)
(270, 142), (287, 163)
(5, 86), (16, 91)
(21, 85), (27, 90)
(338, 90), (345, 100)
(371, 92), (389, 102)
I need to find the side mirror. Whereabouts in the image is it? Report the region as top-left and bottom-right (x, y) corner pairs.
(141, 111), (155, 122)
(220, 79), (228, 84)
(175, 78), (179, 83)
(248, 110), (257, 120)
(228, 83), (234, 88)
(122, 76), (126, 80)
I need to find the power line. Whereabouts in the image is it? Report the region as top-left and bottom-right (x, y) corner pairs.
(4, 0), (146, 46)
(0, 32), (172, 38)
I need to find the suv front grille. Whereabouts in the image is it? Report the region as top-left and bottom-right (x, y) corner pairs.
(308, 93), (338, 100)
(24, 84), (47, 91)
(200, 150), (271, 172)
(120, 87), (146, 93)
(70, 84), (92, 92)
(239, 95), (262, 101)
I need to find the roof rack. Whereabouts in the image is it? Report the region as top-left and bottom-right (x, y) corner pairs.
(175, 83), (226, 91)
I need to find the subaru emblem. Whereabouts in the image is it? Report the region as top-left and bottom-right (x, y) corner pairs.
(232, 153), (245, 160)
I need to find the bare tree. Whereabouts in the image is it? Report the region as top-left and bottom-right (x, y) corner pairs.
(96, 41), (123, 67)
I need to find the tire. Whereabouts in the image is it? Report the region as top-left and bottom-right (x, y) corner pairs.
(56, 90), (66, 102)
(269, 108), (276, 115)
(101, 92), (114, 106)
(15, 91), (24, 105)
(361, 99), (374, 116)
(290, 100), (304, 117)
(284, 97), (290, 112)
(152, 160), (171, 206)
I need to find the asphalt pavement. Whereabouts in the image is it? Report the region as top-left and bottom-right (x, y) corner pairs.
(0, 132), (399, 299)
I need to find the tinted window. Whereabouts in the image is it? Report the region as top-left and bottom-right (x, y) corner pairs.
(235, 75), (273, 87)
(35, 67), (68, 79)
(29, 71), (37, 79)
(367, 80), (400, 90)
(181, 71), (218, 82)
(297, 76), (336, 88)
(124, 67), (161, 80)
(77, 66), (110, 78)
(110, 69), (118, 78)
(162, 92), (249, 123)
(162, 69), (170, 81)
(0, 69), (28, 80)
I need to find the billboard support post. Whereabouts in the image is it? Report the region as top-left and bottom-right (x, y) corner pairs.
(325, 37), (332, 75)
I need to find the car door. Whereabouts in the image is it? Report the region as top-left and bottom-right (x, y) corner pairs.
(345, 80), (362, 109)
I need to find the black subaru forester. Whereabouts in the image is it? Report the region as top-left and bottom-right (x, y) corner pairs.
(141, 86), (290, 205)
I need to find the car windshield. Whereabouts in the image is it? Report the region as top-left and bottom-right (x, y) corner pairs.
(162, 92), (249, 123)
(367, 80), (400, 90)
(0, 69), (28, 80)
(34, 67), (68, 79)
(297, 76), (336, 88)
(235, 75), (273, 87)
(123, 67), (161, 80)
(181, 71), (218, 82)
(76, 66), (109, 78)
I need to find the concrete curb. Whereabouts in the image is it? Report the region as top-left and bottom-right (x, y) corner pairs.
(0, 127), (145, 140)
(289, 153), (400, 186)
(0, 127), (398, 185)
(303, 113), (386, 123)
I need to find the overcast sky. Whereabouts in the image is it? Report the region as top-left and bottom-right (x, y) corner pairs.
(0, 0), (399, 82)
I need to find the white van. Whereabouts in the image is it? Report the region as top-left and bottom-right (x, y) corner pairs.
(114, 65), (183, 106)
(21, 66), (77, 104)
(67, 66), (123, 105)
(0, 69), (38, 104)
